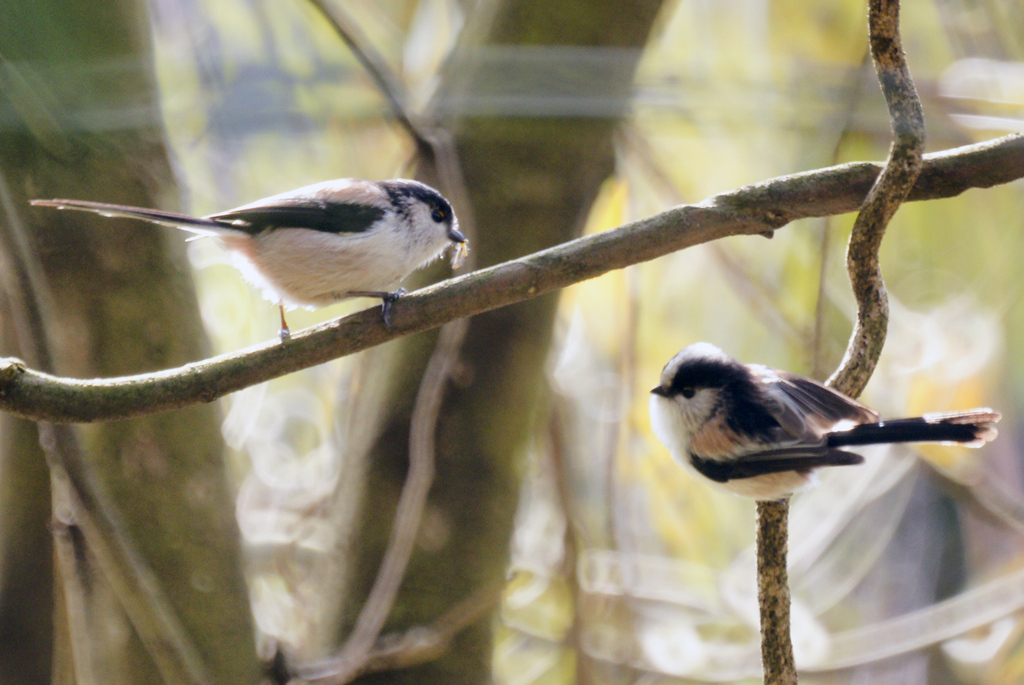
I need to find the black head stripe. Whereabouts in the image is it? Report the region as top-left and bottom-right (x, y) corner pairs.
(379, 180), (454, 226)
(667, 356), (745, 393)
(669, 357), (781, 440)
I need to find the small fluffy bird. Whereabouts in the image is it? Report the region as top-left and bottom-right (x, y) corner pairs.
(32, 178), (467, 338)
(649, 342), (1001, 500)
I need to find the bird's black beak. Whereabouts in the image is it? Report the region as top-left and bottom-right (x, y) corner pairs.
(651, 386), (669, 397)
(449, 229), (467, 243)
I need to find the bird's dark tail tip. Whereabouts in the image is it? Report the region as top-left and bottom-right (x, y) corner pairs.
(828, 408), (1001, 449)
(920, 409), (1001, 447)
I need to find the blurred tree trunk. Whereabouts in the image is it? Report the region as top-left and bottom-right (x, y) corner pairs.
(329, 2), (666, 683)
(0, 1), (259, 683)
(0, 307), (52, 685)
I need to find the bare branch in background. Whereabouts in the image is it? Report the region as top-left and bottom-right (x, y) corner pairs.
(0, 133), (1021, 424)
(758, 3), (926, 685)
(620, 128), (808, 350)
(709, 244), (808, 347)
(304, 0), (431, 155)
(811, 47), (872, 378)
(293, 10), (484, 681)
(303, 579), (501, 680)
(297, 319), (469, 684)
(0, 168), (212, 685)
(304, 0), (478, 266)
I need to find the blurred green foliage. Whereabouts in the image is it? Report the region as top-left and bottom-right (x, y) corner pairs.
(143, 0), (1024, 683)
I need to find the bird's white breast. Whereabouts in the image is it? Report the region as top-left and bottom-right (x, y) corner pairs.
(224, 227), (442, 308)
(649, 394), (692, 468)
(650, 392), (816, 499)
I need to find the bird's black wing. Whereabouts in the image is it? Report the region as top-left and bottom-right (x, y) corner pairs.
(207, 200), (387, 235)
(691, 444), (864, 482)
(751, 365), (879, 439)
(34, 184), (389, 236)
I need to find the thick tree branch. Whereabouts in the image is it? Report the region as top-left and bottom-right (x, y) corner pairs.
(0, 133), (1021, 424)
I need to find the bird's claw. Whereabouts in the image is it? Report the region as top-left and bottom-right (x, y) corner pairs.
(381, 288), (406, 328)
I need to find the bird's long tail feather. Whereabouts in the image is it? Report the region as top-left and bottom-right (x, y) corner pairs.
(30, 199), (229, 236)
(827, 409), (1001, 448)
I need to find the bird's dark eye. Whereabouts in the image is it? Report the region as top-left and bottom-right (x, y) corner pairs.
(680, 387), (696, 399)
(431, 208), (445, 223)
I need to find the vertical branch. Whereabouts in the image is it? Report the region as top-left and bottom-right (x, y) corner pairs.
(827, 0), (925, 397)
(547, 406), (597, 685)
(757, 500), (797, 685)
(758, 2), (925, 685)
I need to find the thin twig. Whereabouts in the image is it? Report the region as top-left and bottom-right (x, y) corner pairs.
(3, 134), (1022, 424)
(621, 128), (808, 347)
(709, 244), (809, 347)
(297, 579), (501, 681)
(297, 318), (469, 684)
(240, 11), (479, 678)
(304, 0), (431, 155)
(547, 404), (599, 684)
(757, 3), (927, 685)
(811, 48), (873, 379)
(304, 0), (478, 272)
(358, 579), (501, 675)
(810, 222), (833, 379)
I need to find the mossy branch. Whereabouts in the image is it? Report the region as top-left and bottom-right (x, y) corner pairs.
(0, 133), (1021, 424)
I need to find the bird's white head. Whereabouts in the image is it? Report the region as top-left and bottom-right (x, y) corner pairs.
(649, 342), (739, 457)
(377, 179), (466, 267)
